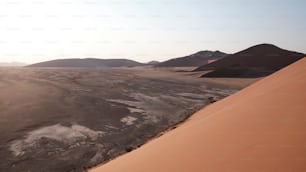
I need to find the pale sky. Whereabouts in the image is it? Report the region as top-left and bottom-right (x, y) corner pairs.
(0, 0), (305, 64)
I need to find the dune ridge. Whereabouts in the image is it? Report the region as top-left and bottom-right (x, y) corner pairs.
(90, 57), (306, 172)
(156, 50), (227, 67)
(195, 44), (305, 78)
(27, 58), (144, 68)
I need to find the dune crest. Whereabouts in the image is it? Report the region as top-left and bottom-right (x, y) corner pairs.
(91, 57), (306, 172)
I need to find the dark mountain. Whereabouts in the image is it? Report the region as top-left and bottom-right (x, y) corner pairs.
(27, 58), (145, 68)
(155, 50), (227, 67)
(195, 44), (305, 78)
(147, 61), (160, 65)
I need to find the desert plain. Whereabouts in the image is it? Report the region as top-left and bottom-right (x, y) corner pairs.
(0, 66), (255, 172)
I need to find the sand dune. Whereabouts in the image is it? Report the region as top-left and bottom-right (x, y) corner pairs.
(156, 51), (227, 67)
(195, 44), (305, 77)
(91, 57), (306, 172)
(27, 58), (144, 68)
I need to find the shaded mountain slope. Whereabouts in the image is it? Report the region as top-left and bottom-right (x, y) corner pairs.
(156, 51), (227, 67)
(195, 44), (304, 77)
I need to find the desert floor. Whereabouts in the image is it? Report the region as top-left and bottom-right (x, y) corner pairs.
(0, 66), (256, 172)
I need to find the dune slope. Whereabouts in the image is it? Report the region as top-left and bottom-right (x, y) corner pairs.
(155, 51), (227, 67)
(91, 57), (306, 172)
(195, 44), (305, 77)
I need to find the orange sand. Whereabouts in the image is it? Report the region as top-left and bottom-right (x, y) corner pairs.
(91, 57), (306, 172)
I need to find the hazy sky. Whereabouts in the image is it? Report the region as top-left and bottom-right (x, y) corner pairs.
(0, 0), (305, 64)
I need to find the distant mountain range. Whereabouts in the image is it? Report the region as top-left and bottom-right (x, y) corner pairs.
(26, 43), (305, 79)
(195, 44), (305, 78)
(28, 51), (227, 68)
(27, 58), (145, 68)
(0, 62), (27, 67)
(155, 50), (227, 67)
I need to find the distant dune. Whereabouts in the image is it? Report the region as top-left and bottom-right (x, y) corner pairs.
(90, 57), (306, 172)
(195, 44), (305, 77)
(155, 51), (227, 67)
(27, 58), (145, 68)
(147, 61), (160, 65)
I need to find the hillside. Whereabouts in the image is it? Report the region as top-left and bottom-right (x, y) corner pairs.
(27, 58), (144, 68)
(195, 44), (304, 77)
(156, 51), (227, 67)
